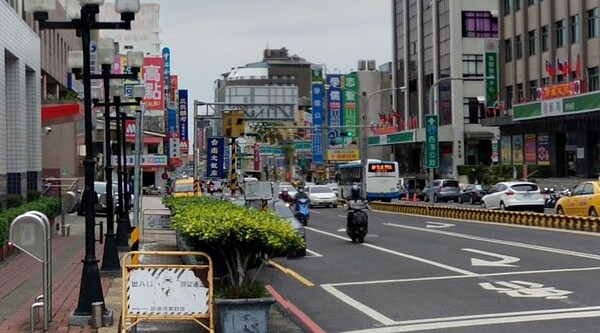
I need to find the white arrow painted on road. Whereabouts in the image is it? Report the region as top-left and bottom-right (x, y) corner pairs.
(463, 248), (520, 267)
(426, 221), (455, 228)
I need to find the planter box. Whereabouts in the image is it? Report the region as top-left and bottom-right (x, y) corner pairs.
(215, 297), (276, 333)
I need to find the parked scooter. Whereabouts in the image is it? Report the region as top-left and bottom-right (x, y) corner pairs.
(294, 198), (310, 226)
(345, 199), (369, 243)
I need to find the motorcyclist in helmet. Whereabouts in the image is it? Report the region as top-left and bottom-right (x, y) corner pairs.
(279, 188), (294, 204)
(345, 183), (369, 230)
(347, 183), (364, 201)
(294, 187), (309, 200)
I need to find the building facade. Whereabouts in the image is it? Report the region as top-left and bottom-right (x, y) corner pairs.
(485, 0), (600, 179)
(391, 0), (500, 178)
(1, 0), (42, 196)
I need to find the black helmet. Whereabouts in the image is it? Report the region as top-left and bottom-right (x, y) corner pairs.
(298, 187), (304, 193)
(351, 184), (360, 197)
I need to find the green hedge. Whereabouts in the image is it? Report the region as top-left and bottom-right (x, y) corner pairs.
(167, 196), (303, 298)
(0, 196), (61, 247)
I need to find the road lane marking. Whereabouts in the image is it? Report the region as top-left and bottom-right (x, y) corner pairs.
(426, 221), (455, 228)
(268, 259), (314, 287)
(306, 227), (477, 276)
(326, 266), (600, 287)
(306, 249), (323, 257)
(321, 284), (397, 326)
(479, 280), (572, 299)
(462, 248), (520, 267)
(338, 306), (600, 332)
(385, 222), (600, 261)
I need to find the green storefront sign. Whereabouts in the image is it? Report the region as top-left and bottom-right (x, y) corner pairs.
(368, 131), (414, 145)
(514, 90), (600, 120)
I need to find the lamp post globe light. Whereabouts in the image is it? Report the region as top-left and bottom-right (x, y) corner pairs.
(26, 0), (141, 326)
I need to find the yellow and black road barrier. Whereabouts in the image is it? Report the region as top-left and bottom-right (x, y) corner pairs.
(369, 202), (600, 233)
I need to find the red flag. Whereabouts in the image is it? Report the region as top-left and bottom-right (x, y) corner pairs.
(563, 59), (571, 76)
(576, 54), (581, 79)
(545, 60), (555, 79)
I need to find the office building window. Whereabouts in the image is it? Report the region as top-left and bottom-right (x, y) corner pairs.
(588, 8), (599, 38)
(516, 35), (523, 59)
(462, 54), (484, 77)
(528, 80), (538, 101)
(542, 77), (550, 86)
(462, 11), (499, 37)
(514, 0), (522, 11)
(528, 30), (536, 55)
(528, 0), (535, 5)
(556, 19), (566, 47)
(505, 39), (513, 63)
(517, 83), (524, 103)
(506, 86), (513, 109)
(541, 26), (549, 51)
(503, 0), (511, 16)
(464, 98), (482, 124)
(571, 15), (580, 43)
(589, 67), (599, 91)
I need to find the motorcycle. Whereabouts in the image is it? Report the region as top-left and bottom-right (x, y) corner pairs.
(294, 198), (310, 226)
(345, 199), (369, 243)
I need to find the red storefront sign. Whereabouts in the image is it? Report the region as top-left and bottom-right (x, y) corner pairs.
(142, 57), (164, 110)
(536, 80), (584, 100)
(253, 143), (260, 171)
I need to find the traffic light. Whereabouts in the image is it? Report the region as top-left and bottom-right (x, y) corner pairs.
(340, 131), (354, 137)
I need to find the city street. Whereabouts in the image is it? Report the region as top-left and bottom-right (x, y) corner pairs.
(260, 206), (600, 332)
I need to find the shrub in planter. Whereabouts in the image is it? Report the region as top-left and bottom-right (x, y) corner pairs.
(169, 196), (304, 298)
(27, 190), (41, 202)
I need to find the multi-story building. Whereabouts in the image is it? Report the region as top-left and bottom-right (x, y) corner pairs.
(391, 0), (500, 178)
(1, 1), (42, 196)
(99, 2), (168, 187)
(485, 1), (600, 179)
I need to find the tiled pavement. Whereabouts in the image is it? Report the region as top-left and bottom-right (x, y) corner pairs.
(0, 198), (308, 333)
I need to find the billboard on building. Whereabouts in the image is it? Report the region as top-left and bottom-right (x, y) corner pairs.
(343, 74), (359, 142)
(537, 134), (550, 165)
(326, 74), (343, 144)
(501, 136), (512, 165)
(512, 135), (523, 165)
(311, 82), (324, 164)
(142, 57), (164, 110)
(524, 134), (537, 164)
(178, 89), (189, 145)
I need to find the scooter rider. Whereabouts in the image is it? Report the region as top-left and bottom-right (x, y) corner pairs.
(279, 188), (294, 204)
(345, 184), (370, 229)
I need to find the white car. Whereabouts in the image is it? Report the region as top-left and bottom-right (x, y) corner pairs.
(481, 181), (545, 213)
(307, 185), (338, 208)
(326, 182), (339, 196)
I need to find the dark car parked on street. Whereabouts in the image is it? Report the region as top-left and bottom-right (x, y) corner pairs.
(458, 184), (491, 204)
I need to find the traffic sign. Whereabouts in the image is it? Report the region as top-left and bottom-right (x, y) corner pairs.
(425, 115), (439, 168)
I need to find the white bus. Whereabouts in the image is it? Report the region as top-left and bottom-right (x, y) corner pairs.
(336, 159), (401, 202)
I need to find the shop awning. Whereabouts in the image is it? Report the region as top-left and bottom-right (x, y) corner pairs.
(41, 102), (83, 126)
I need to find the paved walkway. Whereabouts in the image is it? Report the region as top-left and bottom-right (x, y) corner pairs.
(0, 196), (307, 332)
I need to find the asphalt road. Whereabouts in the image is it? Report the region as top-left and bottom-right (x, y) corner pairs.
(259, 205), (600, 332)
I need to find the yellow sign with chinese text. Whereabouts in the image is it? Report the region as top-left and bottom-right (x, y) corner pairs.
(327, 148), (359, 161)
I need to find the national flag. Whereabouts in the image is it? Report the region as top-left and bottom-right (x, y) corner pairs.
(545, 60), (555, 79)
(576, 54), (581, 79)
(556, 58), (565, 74)
(563, 59), (571, 76)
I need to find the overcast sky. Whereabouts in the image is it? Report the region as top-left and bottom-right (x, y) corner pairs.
(149, 0), (393, 104)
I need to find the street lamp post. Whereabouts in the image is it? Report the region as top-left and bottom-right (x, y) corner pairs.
(109, 90), (142, 250)
(90, 41), (143, 271)
(427, 77), (493, 204)
(26, 0), (141, 324)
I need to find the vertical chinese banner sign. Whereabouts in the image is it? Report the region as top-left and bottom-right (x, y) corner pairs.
(524, 134), (537, 164)
(142, 57), (164, 111)
(343, 74), (359, 143)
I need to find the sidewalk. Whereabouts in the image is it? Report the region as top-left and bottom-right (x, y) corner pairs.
(0, 197), (307, 332)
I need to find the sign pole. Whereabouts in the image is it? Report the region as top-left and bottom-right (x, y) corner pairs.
(426, 91), (439, 206)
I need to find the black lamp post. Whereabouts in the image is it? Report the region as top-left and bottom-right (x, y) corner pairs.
(111, 95), (142, 250)
(91, 54), (143, 271)
(120, 111), (136, 219)
(26, 0), (141, 322)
